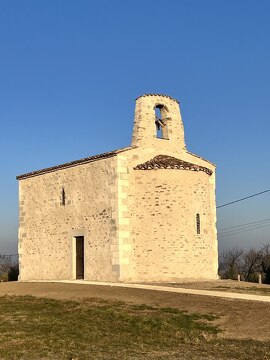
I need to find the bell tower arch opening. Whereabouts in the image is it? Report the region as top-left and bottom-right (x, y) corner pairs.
(155, 104), (169, 140)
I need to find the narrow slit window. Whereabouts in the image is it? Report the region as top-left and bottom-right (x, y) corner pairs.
(196, 213), (200, 234)
(60, 187), (66, 206)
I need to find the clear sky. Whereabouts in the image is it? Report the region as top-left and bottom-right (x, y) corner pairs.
(0, 0), (270, 255)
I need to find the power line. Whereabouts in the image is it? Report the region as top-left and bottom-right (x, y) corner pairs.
(218, 225), (270, 238)
(218, 223), (270, 236)
(218, 222), (270, 238)
(218, 218), (270, 232)
(217, 189), (270, 209)
(0, 254), (18, 257)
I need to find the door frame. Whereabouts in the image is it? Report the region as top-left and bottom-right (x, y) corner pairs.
(71, 233), (85, 280)
(76, 236), (84, 279)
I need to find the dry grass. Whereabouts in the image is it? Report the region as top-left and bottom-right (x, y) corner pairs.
(0, 295), (269, 359)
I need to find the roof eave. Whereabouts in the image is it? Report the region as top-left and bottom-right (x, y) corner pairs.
(16, 146), (134, 180)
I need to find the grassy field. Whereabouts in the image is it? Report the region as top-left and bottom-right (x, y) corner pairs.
(0, 296), (269, 359)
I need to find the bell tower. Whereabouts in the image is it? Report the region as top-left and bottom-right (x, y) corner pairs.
(131, 94), (186, 155)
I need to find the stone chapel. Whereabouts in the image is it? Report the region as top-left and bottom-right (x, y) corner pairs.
(17, 94), (219, 282)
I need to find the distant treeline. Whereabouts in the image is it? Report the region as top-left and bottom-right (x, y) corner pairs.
(219, 244), (270, 283)
(0, 254), (19, 281)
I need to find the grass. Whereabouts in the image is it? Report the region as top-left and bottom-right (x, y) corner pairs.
(0, 296), (268, 359)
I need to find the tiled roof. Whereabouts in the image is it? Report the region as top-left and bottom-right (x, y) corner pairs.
(17, 147), (133, 180)
(134, 155), (212, 175)
(136, 94), (179, 104)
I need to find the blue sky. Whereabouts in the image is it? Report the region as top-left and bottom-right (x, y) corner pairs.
(0, 0), (270, 255)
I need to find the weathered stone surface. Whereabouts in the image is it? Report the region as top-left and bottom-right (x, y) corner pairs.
(17, 93), (218, 282)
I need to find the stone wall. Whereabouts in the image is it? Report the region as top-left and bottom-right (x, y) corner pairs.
(127, 168), (218, 281)
(18, 156), (119, 281)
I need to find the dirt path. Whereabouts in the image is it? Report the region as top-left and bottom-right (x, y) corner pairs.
(1, 281), (270, 342)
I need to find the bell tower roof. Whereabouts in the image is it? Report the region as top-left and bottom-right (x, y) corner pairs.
(136, 93), (179, 104)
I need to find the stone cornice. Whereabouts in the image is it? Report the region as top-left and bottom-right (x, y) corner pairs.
(135, 94), (179, 104)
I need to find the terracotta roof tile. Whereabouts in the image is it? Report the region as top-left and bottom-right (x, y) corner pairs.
(134, 155), (212, 175)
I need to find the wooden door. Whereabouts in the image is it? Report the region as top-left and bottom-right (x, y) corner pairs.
(76, 236), (84, 279)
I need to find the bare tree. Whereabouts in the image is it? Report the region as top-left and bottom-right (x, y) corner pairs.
(0, 255), (19, 281)
(260, 244), (270, 284)
(239, 248), (262, 282)
(219, 244), (270, 283)
(219, 247), (243, 279)
(0, 255), (12, 281)
(8, 262), (19, 281)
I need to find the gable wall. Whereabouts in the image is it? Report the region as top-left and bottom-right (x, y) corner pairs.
(18, 156), (118, 281)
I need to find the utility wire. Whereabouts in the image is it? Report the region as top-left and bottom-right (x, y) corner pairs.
(217, 223), (270, 237)
(217, 189), (270, 209)
(0, 254), (18, 257)
(218, 223), (270, 236)
(218, 222), (270, 238)
(218, 218), (270, 232)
